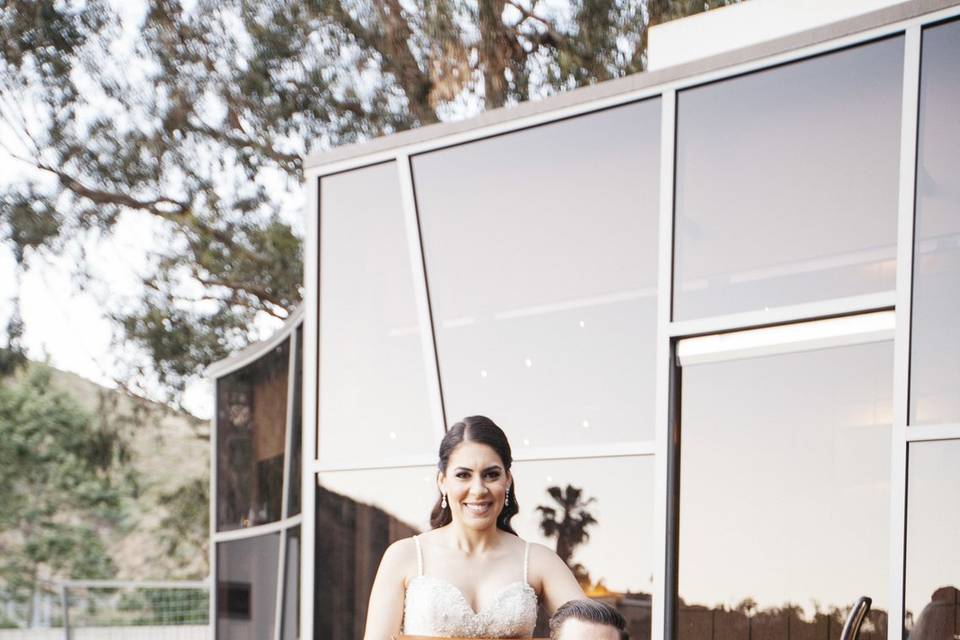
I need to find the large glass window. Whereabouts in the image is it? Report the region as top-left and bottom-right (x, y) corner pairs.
(216, 339), (290, 531)
(216, 534), (281, 640)
(910, 19), (960, 426)
(904, 439), (960, 639)
(678, 338), (893, 640)
(512, 457), (655, 640)
(314, 466), (435, 639)
(412, 101), (661, 446)
(318, 163), (436, 466)
(313, 456), (654, 639)
(674, 37), (904, 320)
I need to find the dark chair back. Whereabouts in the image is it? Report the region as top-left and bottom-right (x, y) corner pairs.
(839, 596), (872, 640)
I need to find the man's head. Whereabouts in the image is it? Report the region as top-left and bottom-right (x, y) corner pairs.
(549, 599), (629, 640)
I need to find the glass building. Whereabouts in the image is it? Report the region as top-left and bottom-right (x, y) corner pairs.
(208, 312), (304, 640)
(208, 2), (960, 639)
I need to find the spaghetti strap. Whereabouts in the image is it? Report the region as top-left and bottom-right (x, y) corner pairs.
(413, 535), (424, 577)
(523, 541), (530, 585)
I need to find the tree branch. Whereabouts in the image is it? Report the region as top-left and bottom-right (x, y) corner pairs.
(323, 0), (437, 125)
(34, 161), (188, 217)
(190, 271), (288, 318)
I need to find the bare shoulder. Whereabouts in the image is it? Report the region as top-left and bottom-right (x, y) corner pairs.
(524, 541), (585, 610)
(524, 541), (570, 583)
(526, 541), (566, 570)
(377, 536), (419, 583)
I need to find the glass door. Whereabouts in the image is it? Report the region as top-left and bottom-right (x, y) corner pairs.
(674, 312), (894, 640)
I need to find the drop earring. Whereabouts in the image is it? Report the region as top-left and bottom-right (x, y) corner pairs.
(441, 494), (447, 509)
(505, 487), (511, 507)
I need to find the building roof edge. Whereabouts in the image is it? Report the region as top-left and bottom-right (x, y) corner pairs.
(303, 0), (955, 171)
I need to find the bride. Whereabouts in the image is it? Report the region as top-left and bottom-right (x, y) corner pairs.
(363, 416), (586, 639)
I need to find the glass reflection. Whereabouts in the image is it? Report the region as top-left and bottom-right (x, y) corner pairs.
(216, 339), (290, 531)
(315, 466), (435, 639)
(512, 457), (655, 640)
(216, 534), (280, 640)
(314, 457), (654, 639)
(904, 440), (960, 640)
(674, 37), (903, 320)
(412, 101), (661, 445)
(281, 526), (301, 640)
(288, 326), (303, 516)
(318, 162), (436, 466)
(910, 19), (960, 426)
(679, 340), (893, 640)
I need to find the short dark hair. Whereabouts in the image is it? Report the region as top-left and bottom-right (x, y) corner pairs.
(549, 599), (629, 640)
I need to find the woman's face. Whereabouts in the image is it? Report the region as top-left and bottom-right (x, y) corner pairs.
(439, 440), (511, 531)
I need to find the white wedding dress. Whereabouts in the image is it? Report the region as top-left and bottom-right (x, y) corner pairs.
(402, 535), (538, 638)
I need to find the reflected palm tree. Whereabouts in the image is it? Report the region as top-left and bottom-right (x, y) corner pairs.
(537, 484), (597, 586)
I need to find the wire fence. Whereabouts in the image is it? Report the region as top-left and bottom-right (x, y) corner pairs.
(0, 580), (209, 640)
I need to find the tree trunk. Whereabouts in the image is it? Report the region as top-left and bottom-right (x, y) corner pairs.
(478, 0), (510, 109)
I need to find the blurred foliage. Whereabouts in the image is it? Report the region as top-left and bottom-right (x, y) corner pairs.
(0, 0), (735, 403)
(0, 366), (125, 618)
(154, 476), (210, 575)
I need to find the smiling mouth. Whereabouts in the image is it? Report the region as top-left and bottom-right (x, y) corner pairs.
(463, 502), (492, 516)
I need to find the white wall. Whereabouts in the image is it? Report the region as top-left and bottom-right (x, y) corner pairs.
(647, 0), (911, 70)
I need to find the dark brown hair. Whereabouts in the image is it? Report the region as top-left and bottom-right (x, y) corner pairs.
(429, 415), (518, 534)
(549, 599), (629, 640)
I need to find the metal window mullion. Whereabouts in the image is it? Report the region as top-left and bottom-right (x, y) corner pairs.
(676, 311), (896, 365)
(273, 529), (288, 640)
(397, 155), (447, 442)
(905, 423), (960, 442)
(889, 23), (922, 640)
(667, 290), (896, 338)
(300, 174), (321, 640)
(274, 326), (298, 640)
(209, 380), (219, 640)
(280, 329), (298, 523)
(212, 518), (294, 542)
(653, 89), (677, 640)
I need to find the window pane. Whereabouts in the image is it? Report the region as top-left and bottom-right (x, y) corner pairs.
(904, 440), (960, 640)
(216, 534), (280, 640)
(910, 20), (960, 426)
(281, 526), (301, 640)
(512, 457), (655, 640)
(319, 163), (436, 466)
(315, 467), (434, 639)
(412, 101), (661, 446)
(314, 456), (654, 639)
(678, 340), (893, 640)
(288, 326), (303, 515)
(674, 38), (903, 320)
(216, 339), (290, 531)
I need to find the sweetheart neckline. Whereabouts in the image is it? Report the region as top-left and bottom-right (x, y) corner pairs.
(407, 575), (536, 617)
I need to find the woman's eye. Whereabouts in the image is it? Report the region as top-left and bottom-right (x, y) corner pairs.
(456, 472), (469, 479)
(484, 471), (501, 480)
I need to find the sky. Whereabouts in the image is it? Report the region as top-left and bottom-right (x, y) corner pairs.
(0, 0), (269, 420)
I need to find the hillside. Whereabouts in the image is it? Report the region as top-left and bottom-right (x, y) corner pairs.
(18, 364), (211, 581)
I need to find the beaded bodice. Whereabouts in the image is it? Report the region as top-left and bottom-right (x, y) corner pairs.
(402, 536), (538, 638)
